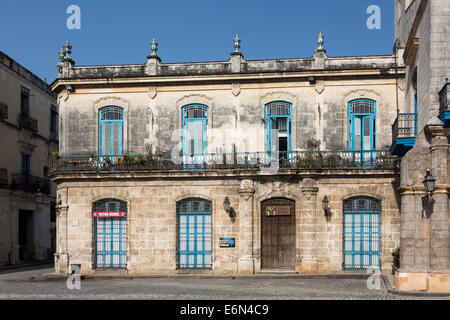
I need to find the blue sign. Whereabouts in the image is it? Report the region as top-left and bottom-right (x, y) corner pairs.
(219, 238), (235, 248)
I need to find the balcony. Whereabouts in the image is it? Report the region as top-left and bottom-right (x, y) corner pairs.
(0, 168), (7, 186)
(18, 113), (38, 132)
(390, 113), (417, 157)
(439, 81), (449, 128)
(49, 150), (398, 175)
(10, 174), (51, 194)
(0, 102), (7, 120)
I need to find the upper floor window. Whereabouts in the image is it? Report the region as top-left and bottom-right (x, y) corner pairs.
(20, 87), (30, 115)
(99, 106), (124, 158)
(182, 104), (208, 165)
(265, 101), (292, 157)
(348, 99), (376, 151)
(50, 106), (58, 138)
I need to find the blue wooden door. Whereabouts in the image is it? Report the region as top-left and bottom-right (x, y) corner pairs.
(182, 105), (208, 168)
(177, 198), (212, 269)
(265, 102), (292, 160)
(348, 99), (376, 166)
(93, 199), (127, 269)
(343, 197), (381, 269)
(99, 107), (124, 160)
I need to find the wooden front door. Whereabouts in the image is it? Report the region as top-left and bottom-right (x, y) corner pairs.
(261, 198), (296, 269)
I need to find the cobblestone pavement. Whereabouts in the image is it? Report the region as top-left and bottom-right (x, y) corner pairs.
(0, 274), (448, 300)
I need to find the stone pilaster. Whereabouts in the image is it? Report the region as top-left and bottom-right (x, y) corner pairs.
(428, 128), (450, 274)
(299, 178), (318, 273)
(237, 179), (255, 274)
(55, 203), (69, 274)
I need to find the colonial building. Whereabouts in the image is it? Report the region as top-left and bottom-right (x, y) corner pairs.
(392, 0), (450, 293)
(50, 35), (405, 277)
(0, 51), (58, 265)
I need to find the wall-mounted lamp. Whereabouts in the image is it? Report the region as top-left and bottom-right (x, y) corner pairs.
(422, 169), (436, 219)
(65, 84), (74, 92)
(423, 169), (436, 196)
(322, 195), (330, 219)
(223, 196), (235, 220)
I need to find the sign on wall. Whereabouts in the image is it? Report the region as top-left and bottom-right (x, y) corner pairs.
(93, 212), (126, 217)
(219, 238), (235, 248)
(266, 206), (291, 217)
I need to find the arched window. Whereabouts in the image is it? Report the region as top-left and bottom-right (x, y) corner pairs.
(343, 197), (381, 269)
(99, 106), (124, 159)
(182, 104), (208, 166)
(265, 101), (292, 158)
(348, 99), (376, 151)
(177, 198), (212, 269)
(93, 198), (127, 269)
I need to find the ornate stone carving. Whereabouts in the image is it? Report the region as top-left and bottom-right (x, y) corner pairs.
(148, 86), (157, 99)
(232, 83), (241, 97)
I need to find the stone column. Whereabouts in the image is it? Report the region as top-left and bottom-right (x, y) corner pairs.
(237, 179), (255, 274)
(428, 131), (450, 275)
(299, 178), (318, 273)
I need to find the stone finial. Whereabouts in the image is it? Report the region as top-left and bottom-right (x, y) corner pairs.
(58, 47), (65, 62)
(234, 34), (241, 53)
(62, 40), (73, 61)
(150, 38), (158, 56)
(317, 31), (325, 51)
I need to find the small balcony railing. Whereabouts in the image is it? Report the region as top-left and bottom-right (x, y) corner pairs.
(0, 102), (7, 120)
(50, 150), (398, 174)
(10, 174), (51, 194)
(18, 113), (38, 132)
(439, 81), (449, 127)
(0, 168), (7, 186)
(392, 113), (417, 142)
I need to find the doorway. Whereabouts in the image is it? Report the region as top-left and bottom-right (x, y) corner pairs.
(261, 198), (296, 269)
(18, 210), (35, 261)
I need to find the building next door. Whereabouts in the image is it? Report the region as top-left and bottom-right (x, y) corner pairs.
(261, 198), (295, 269)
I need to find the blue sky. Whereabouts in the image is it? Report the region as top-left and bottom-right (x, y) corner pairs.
(0, 0), (394, 83)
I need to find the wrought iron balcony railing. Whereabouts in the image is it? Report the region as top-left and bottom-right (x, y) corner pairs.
(49, 150), (398, 174)
(439, 81), (449, 127)
(0, 168), (7, 186)
(0, 102), (7, 120)
(440, 82), (449, 115)
(18, 113), (38, 132)
(10, 174), (51, 194)
(392, 113), (417, 142)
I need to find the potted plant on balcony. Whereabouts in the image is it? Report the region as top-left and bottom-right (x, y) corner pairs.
(51, 152), (59, 159)
(104, 157), (111, 165)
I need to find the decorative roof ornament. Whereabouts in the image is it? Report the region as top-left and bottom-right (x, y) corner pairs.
(63, 40), (72, 60)
(58, 47), (65, 62)
(150, 38), (158, 56)
(234, 34), (241, 53)
(317, 31), (325, 51)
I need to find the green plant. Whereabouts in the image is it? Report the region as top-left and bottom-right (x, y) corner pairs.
(303, 138), (321, 151)
(324, 154), (342, 167)
(392, 247), (400, 269)
(104, 157), (111, 164)
(51, 152), (59, 158)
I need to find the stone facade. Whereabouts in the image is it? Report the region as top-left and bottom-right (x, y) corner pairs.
(0, 51), (58, 265)
(394, 0), (450, 293)
(50, 38), (404, 276)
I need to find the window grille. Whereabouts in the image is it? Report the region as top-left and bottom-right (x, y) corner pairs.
(266, 102), (291, 117)
(183, 105), (208, 119)
(100, 107), (123, 121)
(349, 100), (375, 114)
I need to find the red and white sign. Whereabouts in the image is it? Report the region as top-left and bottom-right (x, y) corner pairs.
(93, 212), (126, 217)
